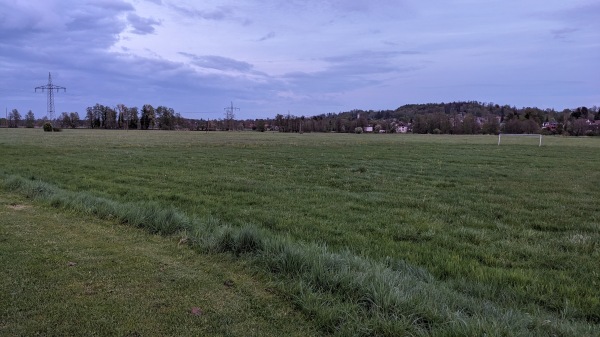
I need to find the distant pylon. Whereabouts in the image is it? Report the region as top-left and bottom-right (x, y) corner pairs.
(35, 72), (66, 121)
(224, 101), (239, 131)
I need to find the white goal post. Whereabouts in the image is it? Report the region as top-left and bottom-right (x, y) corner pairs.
(497, 133), (542, 147)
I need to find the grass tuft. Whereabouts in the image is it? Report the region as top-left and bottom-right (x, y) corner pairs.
(1, 173), (192, 236)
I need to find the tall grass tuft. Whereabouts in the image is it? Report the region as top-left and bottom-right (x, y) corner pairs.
(2, 172), (597, 336)
(1, 173), (192, 236)
(4, 175), (57, 199)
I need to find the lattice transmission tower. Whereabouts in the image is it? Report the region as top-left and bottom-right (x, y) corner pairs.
(224, 101), (239, 131)
(35, 72), (66, 122)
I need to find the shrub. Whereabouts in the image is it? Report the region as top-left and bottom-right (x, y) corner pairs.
(354, 127), (363, 134)
(43, 122), (53, 132)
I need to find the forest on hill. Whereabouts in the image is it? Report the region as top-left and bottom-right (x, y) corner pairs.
(4, 101), (599, 136)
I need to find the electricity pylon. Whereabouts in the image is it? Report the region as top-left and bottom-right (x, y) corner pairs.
(224, 101), (239, 131)
(35, 72), (66, 122)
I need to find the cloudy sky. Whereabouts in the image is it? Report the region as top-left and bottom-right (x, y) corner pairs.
(0, 0), (598, 120)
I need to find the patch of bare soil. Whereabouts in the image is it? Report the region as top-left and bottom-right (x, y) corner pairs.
(7, 203), (29, 210)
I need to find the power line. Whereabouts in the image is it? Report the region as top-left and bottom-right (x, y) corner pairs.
(35, 72), (66, 122)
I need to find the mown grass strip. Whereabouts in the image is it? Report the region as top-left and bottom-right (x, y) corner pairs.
(2, 173), (597, 336)
(0, 191), (318, 336)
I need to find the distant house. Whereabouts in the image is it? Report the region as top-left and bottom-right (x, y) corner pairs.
(542, 122), (558, 131)
(396, 125), (408, 133)
(587, 120), (600, 131)
(586, 119), (600, 126)
(394, 122), (409, 133)
(364, 126), (373, 133)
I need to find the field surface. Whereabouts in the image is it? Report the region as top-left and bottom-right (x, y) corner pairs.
(0, 191), (318, 336)
(1, 128), (599, 335)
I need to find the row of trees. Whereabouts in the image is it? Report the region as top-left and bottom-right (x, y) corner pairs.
(3, 109), (81, 129)
(84, 104), (183, 130)
(6, 109), (36, 128)
(2, 104), (214, 131)
(3, 101), (599, 136)
(2, 104), (183, 131)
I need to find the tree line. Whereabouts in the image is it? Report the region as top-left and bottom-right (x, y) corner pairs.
(3, 101), (599, 136)
(5, 109), (36, 128)
(255, 102), (600, 136)
(84, 103), (184, 130)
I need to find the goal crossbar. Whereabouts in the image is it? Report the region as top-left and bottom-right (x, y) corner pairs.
(498, 133), (542, 146)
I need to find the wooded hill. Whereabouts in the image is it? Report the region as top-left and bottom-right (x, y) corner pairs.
(254, 101), (599, 135)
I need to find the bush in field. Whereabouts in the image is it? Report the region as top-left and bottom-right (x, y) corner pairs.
(43, 123), (61, 132)
(354, 127), (363, 134)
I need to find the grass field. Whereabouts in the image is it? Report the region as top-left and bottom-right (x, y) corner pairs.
(0, 191), (318, 336)
(1, 128), (599, 335)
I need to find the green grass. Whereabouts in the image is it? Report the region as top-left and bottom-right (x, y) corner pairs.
(0, 191), (318, 336)
(1, 128), (599, 335)
(3, 174), (596, 336)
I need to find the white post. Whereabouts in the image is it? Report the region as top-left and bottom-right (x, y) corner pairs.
(498, 133), (501, 146)
(539, 134), (542, 147)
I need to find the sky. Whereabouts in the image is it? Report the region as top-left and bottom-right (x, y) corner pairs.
(0, 0), (598, 120)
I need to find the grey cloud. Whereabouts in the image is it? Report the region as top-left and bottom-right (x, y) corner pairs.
(540, 2), (600, 29)
(383, 40), (400, 46)
(326, 0), (370, 13)
(558, 2), (600, 24)
(258, 32), (276, 42)
(551, 27), (579, 40)
(127, 13), (161, 35)
(66, 11), (127, 35)
(64, 52), (280, 118)
(323, 50), (419, 67)
(540, 3), (600, 41)
(167, 3), (252, 25)
(266, 0), (411, 18)
(279, 50), (421, 94)
(0, 2), (131, 53)
(60, 3), (134, 47)
(323, 50), (396, 63)
(281, 71), (369, 94)
(87, 0), (134, 12)
(179, 53), (254, 72)
(0, 0), (139, 80)
(169, 4), (233, 20)
(398, 51), (422, 55)
(0, 2), (61, 40)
